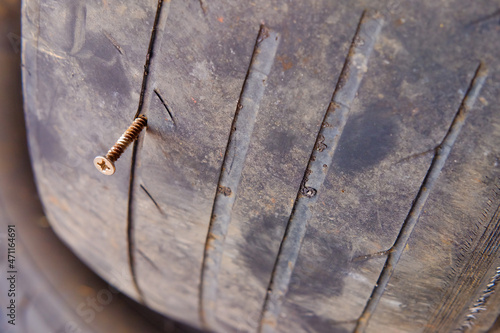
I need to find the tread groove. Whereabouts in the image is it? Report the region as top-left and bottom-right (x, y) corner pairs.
(126, 0), (170, 304)
(354, 63), (488, 333)
(133, 0), (171, 119)
(127, 140), (145, 302)
(258, 10), (384, 333)
(198, 25), (280, 331)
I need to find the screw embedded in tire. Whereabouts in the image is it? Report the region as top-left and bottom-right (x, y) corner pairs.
(93, 115), (148, 175)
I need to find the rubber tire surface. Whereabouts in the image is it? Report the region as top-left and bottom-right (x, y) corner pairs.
(1, 2), (196, 332)
(22, 0), (500, 332)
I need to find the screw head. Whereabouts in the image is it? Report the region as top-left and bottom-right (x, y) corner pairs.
(93, 156), (116, 176)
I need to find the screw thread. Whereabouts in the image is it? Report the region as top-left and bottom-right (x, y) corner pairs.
(106, 115), (147, 162)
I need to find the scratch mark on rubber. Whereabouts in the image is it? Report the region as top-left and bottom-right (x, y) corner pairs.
(140, 184), (163, 214)
(199, 0), (208, 14)
(199, 25), (280, 331)
(137, 249), (162, 273)
(69, 3), (86, 55)
(425, 177), (500, 332)
(395, 147), (436, 165)
(154, 88), (176, 125)
(103, 31), (124, 55)
(35, 45), (66, 59)
(354, 63), (488, 333)
(258, 10), (384, 333)
(126, 0), (170, 305)
(467, 8), (500, 27)
(353, 249), (390, 262)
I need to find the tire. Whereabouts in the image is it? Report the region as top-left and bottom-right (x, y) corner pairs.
(22, 0), (500, 332)
(1, 1), (196, 332)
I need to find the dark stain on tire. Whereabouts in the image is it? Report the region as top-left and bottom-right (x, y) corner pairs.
(334, 102), (398, 174)
(72, 32), (131, 105)
(284, 303), (351, 333)
(239, 212), (287, 284)
(288, 226), (350, 299)
(265, 130), (296, 159)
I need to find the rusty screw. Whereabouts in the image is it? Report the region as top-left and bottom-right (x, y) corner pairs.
(93, 115), (147, 175)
